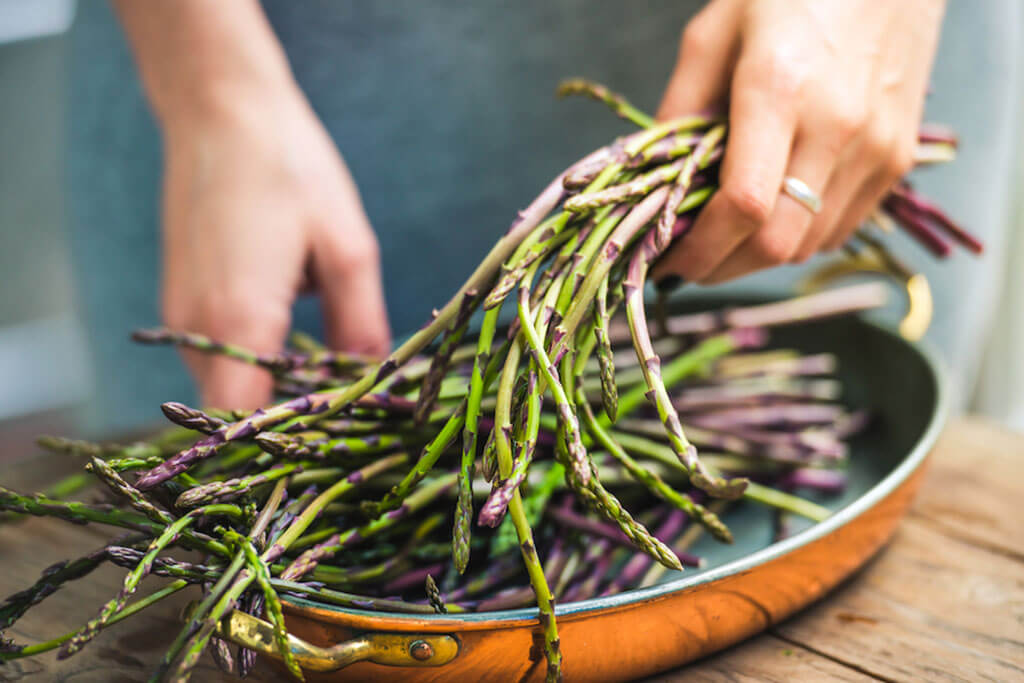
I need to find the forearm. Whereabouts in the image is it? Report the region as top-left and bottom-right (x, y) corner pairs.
(112, 0), (298, 131)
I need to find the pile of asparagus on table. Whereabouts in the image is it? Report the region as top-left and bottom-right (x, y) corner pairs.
(0, 81), (978, 682)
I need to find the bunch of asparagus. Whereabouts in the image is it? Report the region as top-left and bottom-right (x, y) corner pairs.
(0, 82), (977, 682)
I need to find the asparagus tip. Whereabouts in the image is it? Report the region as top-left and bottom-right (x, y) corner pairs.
(691, 472), (749, 501)
(130, 327), (168, 344)
(0, 632), (23, 655)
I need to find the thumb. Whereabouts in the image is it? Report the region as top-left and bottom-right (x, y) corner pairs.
(314, 224), (392, 358)
(657, 1), (743, 120)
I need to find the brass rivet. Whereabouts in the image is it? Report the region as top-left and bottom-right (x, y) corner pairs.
(409, 639), (433, 661)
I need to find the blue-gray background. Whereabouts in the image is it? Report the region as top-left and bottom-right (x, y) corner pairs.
(0, 2), (1020, 433)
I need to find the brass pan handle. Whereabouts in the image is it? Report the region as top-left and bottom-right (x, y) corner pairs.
(187, 603), (459, 672)
(800, 246), (933, 341)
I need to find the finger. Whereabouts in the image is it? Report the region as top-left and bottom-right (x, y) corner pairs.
(700, 132), (836, 283)
(657, 0), (744, 120)
(653, 48), (800, 282)
(195, 301), (288, 411)
(314, 222), (392, 358)
(788, 117), (873, 261)
(822, 128), (916, 252)
(790, 153), (873, 260)
(163, 284), (276, 412)
(202, 354), (276, 412)
(822, 168), (896, 252)
(177, 348), (211, 396)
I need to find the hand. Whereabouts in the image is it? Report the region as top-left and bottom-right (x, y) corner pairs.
(652, 0), (945, 284)
(160, 87), (391, 410)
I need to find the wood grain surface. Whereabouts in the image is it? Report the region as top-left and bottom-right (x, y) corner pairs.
(0, 417), (1020, 682)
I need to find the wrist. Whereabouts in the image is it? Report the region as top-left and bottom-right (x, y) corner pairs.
(113, 0), (301, 138)
(152, 58), (302, 140)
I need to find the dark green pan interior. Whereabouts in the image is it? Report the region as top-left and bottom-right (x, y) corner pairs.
(284, 293), (946, 623)
(662, 293), (942, 581)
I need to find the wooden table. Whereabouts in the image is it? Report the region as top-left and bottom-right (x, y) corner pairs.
(1, 417), (1021, 682)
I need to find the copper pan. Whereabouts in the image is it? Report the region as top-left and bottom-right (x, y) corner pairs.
(211, 292), (947, 681)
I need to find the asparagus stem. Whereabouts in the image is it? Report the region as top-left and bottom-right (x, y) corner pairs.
(491, 462), (565, 557)
(455, 307), (502, 572)
(132, 328), (296, 373)
(624, 217), (749, 498)
(593, 276), (619, 421)
(508, 485), (562, 680)
(656, 124), (725, 249)
(547, 206), (622, 338)
(227, 530), (303, 681)
(414, 289), (479, 423)
(564, 163), (681, 212)
(888, 185), (982, 254)
(743, 481), (831, 522)
(0, 542), (128, 629)
(334, 514), (444, 586)
(626, 131), (702, 167)
(37, 435), (164, 461)
(610, 429), (831, 520)
(249, 477), (289, 548)
(0, 580), (189, 661)
(641, 501), (728, 587)
(578, 395), (731, 542)
(0, 487), (233, 553)
(517, 285), (591, 486)
(102, 548), (454, 614)
(636, 282), (889, 340)
(478, 367), (541, 528)
(57, 512), (200, 658)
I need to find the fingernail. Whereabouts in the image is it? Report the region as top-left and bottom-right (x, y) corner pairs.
(655, 275), (685, 293)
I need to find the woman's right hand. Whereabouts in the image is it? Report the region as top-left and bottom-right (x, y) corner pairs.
(159, 84), (391, 410)
(653, 0), (944, 284)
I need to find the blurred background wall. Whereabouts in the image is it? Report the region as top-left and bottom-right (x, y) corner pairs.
(0, 0), (90, 427)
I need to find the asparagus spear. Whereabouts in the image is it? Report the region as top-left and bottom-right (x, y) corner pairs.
(424, 575), (448, 615)
(556, 78), (655, 128)
(414, 289), (479, 424)
(593, 276), (619, 421)
(59, 511), (201, 658)
(455, 308), (503, 572)
(226, 530), (303, 681)
(0, 542), (130, 629)
(175, 464), (302, 509)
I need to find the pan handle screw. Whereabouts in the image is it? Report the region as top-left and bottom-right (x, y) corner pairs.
(409, 639), (433, 661)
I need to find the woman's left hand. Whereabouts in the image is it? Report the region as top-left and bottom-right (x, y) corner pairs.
(652, 0), (945, 284)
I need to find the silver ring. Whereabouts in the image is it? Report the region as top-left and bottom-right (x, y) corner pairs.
(782, 176), (822, 214)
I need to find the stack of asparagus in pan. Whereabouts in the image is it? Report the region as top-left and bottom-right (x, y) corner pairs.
(0, 82), (978, 682)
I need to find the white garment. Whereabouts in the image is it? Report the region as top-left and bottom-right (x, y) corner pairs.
(973, 120), (1024, 430)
